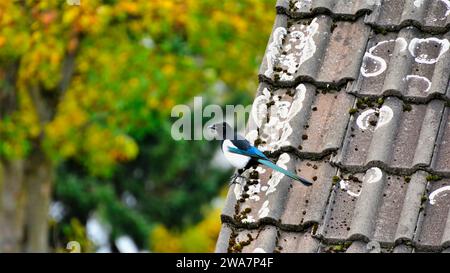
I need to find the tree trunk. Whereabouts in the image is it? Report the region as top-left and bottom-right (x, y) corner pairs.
(24, 149), (53, 253)
(0, 159), (26, 252)
(0, 150), (54, 252)
(0, 29), (78, 253)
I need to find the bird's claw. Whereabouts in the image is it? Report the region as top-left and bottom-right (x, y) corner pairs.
(229, 172), (244, 186)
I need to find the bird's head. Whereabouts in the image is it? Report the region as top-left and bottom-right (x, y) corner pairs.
(208, 122), (234, 140)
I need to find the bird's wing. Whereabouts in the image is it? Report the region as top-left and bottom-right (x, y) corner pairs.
(227, 146), (255, 157)
(227, 145), (268, 160)
(230, 133), (269, 160)
(230, 135), (251, 150)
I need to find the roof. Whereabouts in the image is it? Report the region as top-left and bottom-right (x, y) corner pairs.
(215, 0), (450, 253)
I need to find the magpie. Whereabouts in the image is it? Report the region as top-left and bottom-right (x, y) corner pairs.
(209, 122), (312, 186)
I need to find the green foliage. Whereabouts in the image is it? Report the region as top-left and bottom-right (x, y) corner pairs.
(150, 207), (223, 253)
(1, 0), (276, 251)
(54, 171), (153, 248)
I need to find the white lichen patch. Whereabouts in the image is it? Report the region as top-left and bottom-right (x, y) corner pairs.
(366, 241), (381, 253)
(376, 105), (394, 129)
(355, 105), (393, 131)
(356, 109), (377, 130)
(287, 84), (307, 116)
(437, 0), (450, 19)
(258, 200), (270, 218)
(429, 186), (450, 205)
(414, 0), (424, 7)
(361, 52), (387, 77)
(253, 247), (266, 253)
(241, 215), (256, 224)
(251, 88), (271, 129)
(361, 38), (407, 77)
(294, 0), (303, 9)
(245, 166), (266, 202)
(362, 36), (450, 77)
(255, 166), (266, 174)
(292, 20), (319, 64)
(248, 183), (261, 202)
(265, 27), (287, 78)
(259, 117), (293, 152)
(364, 167), (383, 184)
(339, 180), (361, 197)
(264, 18), (319, 81)
(408, 37), (450, 64)
(444, 0), (450, 15)
(234, 178), (245, 200)
(278, 53), (297, 81)
(275, 99), (293, 120)
(257, 84), (306, 152)
(405, 75), (431, 93)
(266, 153), (290, 195)
(366, 0), (381, 5)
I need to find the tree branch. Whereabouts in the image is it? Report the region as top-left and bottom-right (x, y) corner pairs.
(0, 60), (20, 119)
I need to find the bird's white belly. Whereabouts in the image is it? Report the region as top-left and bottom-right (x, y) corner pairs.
(222, 140), (250, 169)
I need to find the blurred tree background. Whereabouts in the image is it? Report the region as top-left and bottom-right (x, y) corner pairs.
(0, 0), (275, 252)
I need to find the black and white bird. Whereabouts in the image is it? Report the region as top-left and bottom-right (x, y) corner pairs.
(209, 122), (312, 186)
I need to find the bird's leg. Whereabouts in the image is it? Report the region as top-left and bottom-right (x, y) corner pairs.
(229, 168), (245, 186)
(230, 159), (261, 186)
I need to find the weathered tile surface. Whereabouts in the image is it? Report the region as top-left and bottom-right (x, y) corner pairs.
(415, 178), (450, 251)
(259, 15), (370, 87)
(366, 0), (450, 32)
(432, 107), (450, 176)
(276, 0), (377, 20)
(216, 0), (450, 253)
(349, 28), (450, 102)
(246, 84), (354, 156)
(335, 97), (444, 172)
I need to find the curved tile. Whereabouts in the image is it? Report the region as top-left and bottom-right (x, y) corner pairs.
(299, 90), (354, 155)
(414, 178), (450, 251)
(392, 244), (413, 253)
(247, 84), (354, 157)
(345, 241), (369, 253)
(259, 14), (370, 87)
(432, 107), (450, 176)
(394, 171), (428, 243)
(215, 224), (233, 253)
(349, 27), (450, 102)
(320, 169), (419, 246)
(215, 225), (279, 253)
(276, 229), (320, 252)
(280, 160), (336, 229)
(366, 0), (450, 33)
(372, 173), (412, 244)
(276, 0), (377, 20)
(247, 84), (316, 154)
(319, 172), (362, 242)
(348, 168), (387, 241)
(335, 96), (444, 173)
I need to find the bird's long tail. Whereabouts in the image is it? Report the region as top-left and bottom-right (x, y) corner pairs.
(257, 159), (312, 186)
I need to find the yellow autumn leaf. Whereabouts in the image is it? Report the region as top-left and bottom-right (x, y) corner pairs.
(0, 36), (5, 47)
